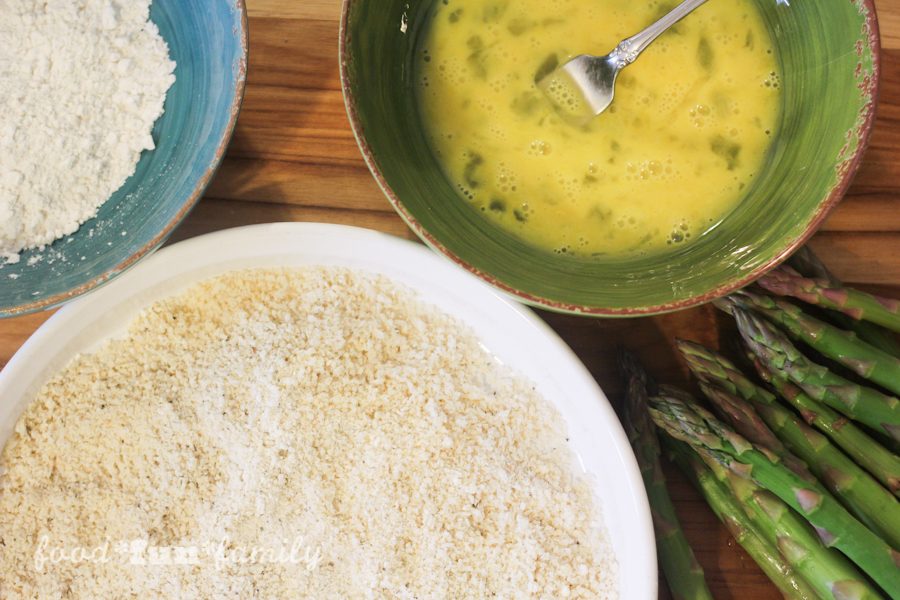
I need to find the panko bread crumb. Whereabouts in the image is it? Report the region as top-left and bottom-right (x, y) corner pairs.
(0, 268), (618, 598)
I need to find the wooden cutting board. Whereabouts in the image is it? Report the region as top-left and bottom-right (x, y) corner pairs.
(2, 0), (900, 597)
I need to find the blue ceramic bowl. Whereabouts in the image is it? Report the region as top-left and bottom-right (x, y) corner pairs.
(0, 0), (248, 317)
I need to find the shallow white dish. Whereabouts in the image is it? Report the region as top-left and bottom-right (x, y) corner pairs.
(0, 223), (655, 598)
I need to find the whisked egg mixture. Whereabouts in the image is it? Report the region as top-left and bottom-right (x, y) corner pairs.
(417, 0), (781, 257)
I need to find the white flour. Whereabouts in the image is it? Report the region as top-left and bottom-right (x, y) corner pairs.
(0, 0), (175, 265)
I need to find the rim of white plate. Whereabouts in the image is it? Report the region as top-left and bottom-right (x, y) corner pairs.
(0, 223), (656, 598)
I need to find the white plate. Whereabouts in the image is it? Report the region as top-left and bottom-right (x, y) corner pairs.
(0, 223), (655, 598)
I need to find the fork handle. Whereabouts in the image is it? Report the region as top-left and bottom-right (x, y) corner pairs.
(610, 0), (709, 67)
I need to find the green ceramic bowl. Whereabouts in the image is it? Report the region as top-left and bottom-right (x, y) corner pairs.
(340, 0), (879, 316)
(0, 0), (247, 318)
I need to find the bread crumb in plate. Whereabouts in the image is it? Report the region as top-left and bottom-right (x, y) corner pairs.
(0, 267), (617, 598)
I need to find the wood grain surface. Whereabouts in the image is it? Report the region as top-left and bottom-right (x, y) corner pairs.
(3, 1), (900, 597)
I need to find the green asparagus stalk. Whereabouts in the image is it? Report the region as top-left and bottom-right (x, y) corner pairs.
(677, 339), (900, 495)
(619, 353), (713, 600)
(694, 379), (812, 480)
(732, 306), (900, 442)
(670, 437), (877, 600)
(731, 290), (900, 396)
(853, 322), (900, 358)
(698, 379), (900, 549)
(786, 248), (900, 356)
(754, 358), (900, 497)
(648, 392), (900, 596)
(758, 265), (900, 334)
(746, 488), (882, 600)
(666, 439), (818, 600)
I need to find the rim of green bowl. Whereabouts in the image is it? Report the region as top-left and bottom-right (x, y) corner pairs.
(339, 0), (882, 317)
(6, 0), (250, 319)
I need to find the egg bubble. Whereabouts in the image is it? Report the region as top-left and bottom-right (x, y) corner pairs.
(528, 140), (552, 156)
(762, 71), (781, 89)
(666, 220), (695, 245)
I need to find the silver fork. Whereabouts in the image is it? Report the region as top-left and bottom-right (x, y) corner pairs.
(538, 0), (709, 124)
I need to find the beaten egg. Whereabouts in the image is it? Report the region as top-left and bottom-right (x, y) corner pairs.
(417, 0), (781, 257)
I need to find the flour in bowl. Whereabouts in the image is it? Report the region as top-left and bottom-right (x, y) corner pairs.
(0, 268), (618, 598)
(0, 0), (175, 265)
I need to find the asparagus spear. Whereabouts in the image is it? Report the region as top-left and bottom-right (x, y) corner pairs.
(786, 248), (900, 356)
(758, 265), (900, 334)
(746, 489), (882, 600)
(648, 393), (900, 596)
(732, 306), (900, 442)
(666, 439), (818, 600)
(694, 379), (812, 480)
(670, 437), (876, 600)
(755, 359), (900, 497)
(853, 322), (900, 358)
(698, 379), (900, 549)
(731, 290), (900, 396)
(677, 339), (900, 495)
(619, 353), (713, 600)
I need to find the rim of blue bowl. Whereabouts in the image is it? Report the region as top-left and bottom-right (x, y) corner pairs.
(5, 0), (250, 319)
(338, 0), (882, 317)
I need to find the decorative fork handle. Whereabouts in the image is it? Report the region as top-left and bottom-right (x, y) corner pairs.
(609, 0), (709, 68)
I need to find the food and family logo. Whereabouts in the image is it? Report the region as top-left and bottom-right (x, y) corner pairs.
(32, 535), (323, 572)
